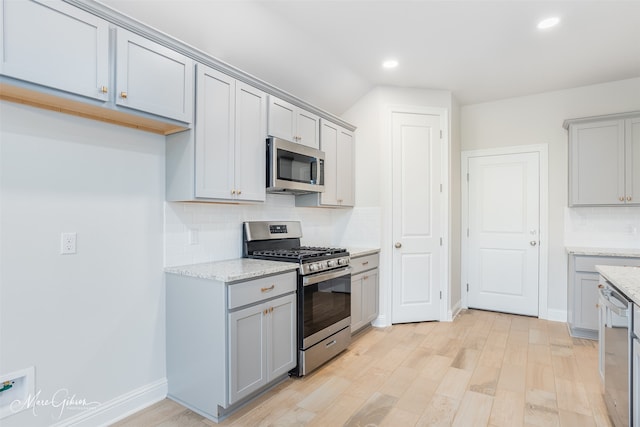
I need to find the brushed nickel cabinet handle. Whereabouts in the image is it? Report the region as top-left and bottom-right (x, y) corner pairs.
(261, 285), (275, 292)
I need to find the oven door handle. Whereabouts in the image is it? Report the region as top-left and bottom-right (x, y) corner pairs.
(599, 288), (629, 317)
(303, 267), (351, 286)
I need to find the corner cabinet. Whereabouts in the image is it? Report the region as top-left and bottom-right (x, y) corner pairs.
(567, 253), (640, 339)
(267, 95), (319, 149)
(166, 270), (296, 422)
(350, 251), (379, 333)
(0, 0), (194, 134)
(296, 119), (355, 208)
(166, 65), (267, 202)
(566, 112), (640, 206)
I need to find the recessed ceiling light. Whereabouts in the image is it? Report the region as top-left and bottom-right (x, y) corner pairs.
(537, 16), (560, 30)
(382, 59), (398, 69)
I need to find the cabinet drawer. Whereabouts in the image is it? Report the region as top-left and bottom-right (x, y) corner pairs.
(350, 253), (379, 275)
(574, 255), (640, 273)
(228, 271), (296, 310)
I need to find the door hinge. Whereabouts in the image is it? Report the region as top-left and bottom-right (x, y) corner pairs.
(439, 291), (442, 300)
(440, 130), (443, 139)
(440, 183), (443, 193)
(467, 173), (469, 182)
(466, 228), (469, 237)
(466, 283), (469, 292)
(439, 237), (443, 246)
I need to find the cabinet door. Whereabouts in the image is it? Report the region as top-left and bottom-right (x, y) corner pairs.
(336, 128), (355, 206)
(362, 270), (379, 324)
(116, 28), (193, 123)
(573, 272), (600, 331)
(267, 96), (296, 141)
(268, 293), (297, 378)
(570, 120), (625, 205)
(194, 65), (235, 199)
(296, 110), (320, 149)
(228, 303), (267, 404)
(235, 82), (267, 202)
(319, 120), (339, 206)
(1, 0), (109, 101)
(350, 275), (363, 333)
(626, 117), (640, 205)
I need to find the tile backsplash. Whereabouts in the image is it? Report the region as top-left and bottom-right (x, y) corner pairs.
(164, 195), (381, 266)
(564, 206), (640, 248)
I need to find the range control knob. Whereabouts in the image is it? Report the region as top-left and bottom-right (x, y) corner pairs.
(309, 263), (318, 272)
(338, 258), (348, 265)
(328, 260), (338, 268)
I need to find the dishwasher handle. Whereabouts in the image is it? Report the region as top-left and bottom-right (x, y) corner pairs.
(599, 287), (629, 317)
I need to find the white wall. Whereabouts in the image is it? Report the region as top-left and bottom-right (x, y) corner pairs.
(461, 77), (640, 318)
(341, 86), (456, 325)
(0, 102), (166, 426)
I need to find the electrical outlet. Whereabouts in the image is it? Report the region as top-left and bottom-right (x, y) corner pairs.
(0, 367), (35, 419)
(61, 232), (77, 254)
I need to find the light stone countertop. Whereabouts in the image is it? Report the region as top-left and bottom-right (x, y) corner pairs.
(165, 258), (298, 283)
(346, 247), (380, 258)
(566, 247), (640, 257)
(596, 265), (640, 307)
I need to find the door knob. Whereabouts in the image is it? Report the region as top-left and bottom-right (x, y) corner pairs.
(530, 241), (537, 246)
(395, 242), (402, 248)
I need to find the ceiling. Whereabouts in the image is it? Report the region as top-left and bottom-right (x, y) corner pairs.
(100, 0), (640, 115)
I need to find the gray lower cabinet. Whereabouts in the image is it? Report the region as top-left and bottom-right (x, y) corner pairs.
(350, 252), (379, 333)
(166, 270), (296, 422)
(568, 254), (640, 339)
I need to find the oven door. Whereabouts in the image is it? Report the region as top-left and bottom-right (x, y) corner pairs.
(300, 267), (351, 349)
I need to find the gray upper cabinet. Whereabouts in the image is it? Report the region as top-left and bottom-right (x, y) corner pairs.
(296, 119), (354, 207)
(167, 64), (266, 202)
(115, 28), (194, 123)
(567, 112), (640, 206)
(0, 0), (110, 101)
(267, 95), (319, 149)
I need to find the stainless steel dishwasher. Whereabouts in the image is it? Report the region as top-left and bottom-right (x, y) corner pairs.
(599, 279), (632, 427)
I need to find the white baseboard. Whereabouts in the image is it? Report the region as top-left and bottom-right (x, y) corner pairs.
(544, 309), (567, 323)
(52, 378), (167, 427)
(448, 300), (462, 321)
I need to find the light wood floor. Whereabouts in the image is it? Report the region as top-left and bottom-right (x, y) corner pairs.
(113, 309), (612, 427)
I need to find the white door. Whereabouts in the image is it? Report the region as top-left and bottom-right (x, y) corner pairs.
(391, 112), (442, 323)
(467, 152), (540, 316)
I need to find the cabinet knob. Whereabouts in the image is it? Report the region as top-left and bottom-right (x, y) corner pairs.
(619, 196), (625, 202)
(120, 91), (128, 99)
(231, 189), (236, 195)
(530, 241), (537, 246)
(100, 86), (108, 94)
(627, 196), (632, 202)
(237, 190), (242, 195)
(395, 242), (402, 249)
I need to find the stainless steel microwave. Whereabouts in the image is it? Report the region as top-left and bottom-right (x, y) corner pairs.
(267, 137), (325, 194)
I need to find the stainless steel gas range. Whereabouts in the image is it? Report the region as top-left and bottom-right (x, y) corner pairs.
(243, 221), (351, 376)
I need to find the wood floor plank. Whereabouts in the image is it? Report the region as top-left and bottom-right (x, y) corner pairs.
(452, 390), (494, 427)
(113, 310), (609, 427)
